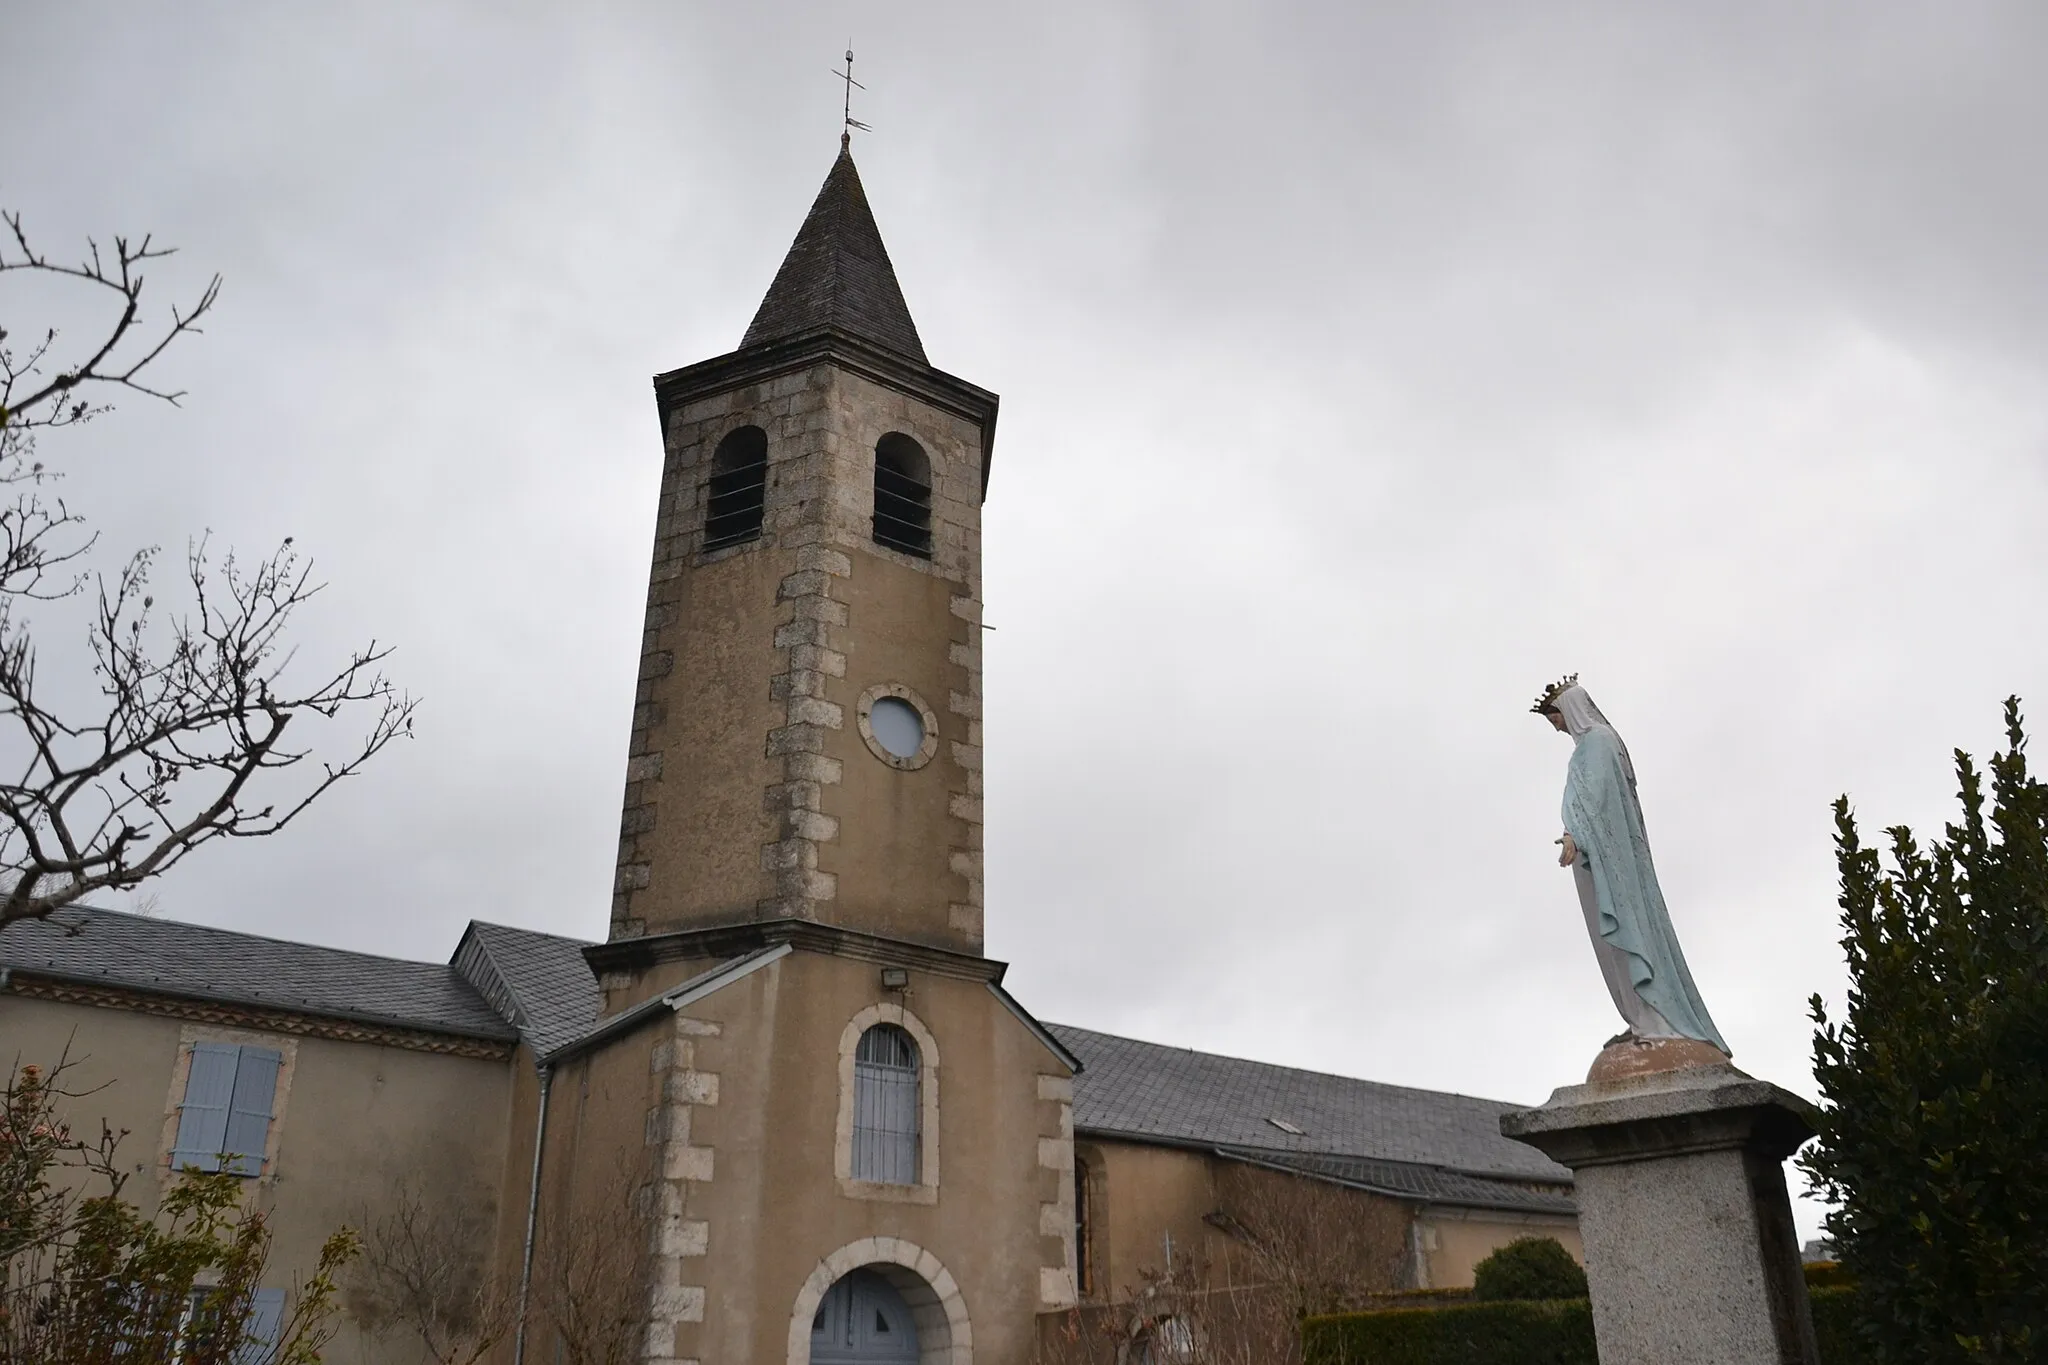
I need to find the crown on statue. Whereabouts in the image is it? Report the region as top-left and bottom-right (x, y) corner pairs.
(1530, 673), (1579, 714)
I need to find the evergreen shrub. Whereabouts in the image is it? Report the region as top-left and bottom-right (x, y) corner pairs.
(1303, 1291), (1864, 1365)
(1803, 1261), (1853, 1291)
(1803, 698), (2048, 1361)
(1300, 1299), (1595, 1365)
(1809, 1286), (1860, 1364)
(1470, 1238), (1589, 1302)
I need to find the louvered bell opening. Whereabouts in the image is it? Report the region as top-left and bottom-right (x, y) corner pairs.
(704, 425), (768, 550)
(851, 1024), (921, 1184)
(871, 433), (932, 560)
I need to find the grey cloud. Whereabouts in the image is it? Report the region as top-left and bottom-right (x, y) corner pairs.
(5, 2), (2045, 1242)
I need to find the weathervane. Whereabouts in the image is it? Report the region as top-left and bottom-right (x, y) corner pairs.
(832, 45), (871, 147)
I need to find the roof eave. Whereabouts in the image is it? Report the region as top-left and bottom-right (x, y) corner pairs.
(1070, 1126), (1577, 1216)
(0, 964), (519, 1046)
(986, 981), (1082, 1073)
(540, 943), (792, 1067)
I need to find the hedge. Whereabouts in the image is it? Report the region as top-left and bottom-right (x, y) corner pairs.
(1301, 1299), (1596, 1365)
(1808, 1285), (1859, 1362)
(1303, 1287), (1863, 1365)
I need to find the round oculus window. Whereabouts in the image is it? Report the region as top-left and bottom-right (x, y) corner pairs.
(867, 696), (926, 760)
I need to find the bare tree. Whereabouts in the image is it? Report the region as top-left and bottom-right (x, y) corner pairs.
(1035, 1162), (1410, 1365)
(350, 1180), (513, 1365)
(527, 1167), (651, 1365)
(0, 210), (413, 927)
(1208, 1163), (1409, 1317)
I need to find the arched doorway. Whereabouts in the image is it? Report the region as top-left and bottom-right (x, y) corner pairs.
(787, 1236), (970, 1365)
(810, 1268), (919, 1363)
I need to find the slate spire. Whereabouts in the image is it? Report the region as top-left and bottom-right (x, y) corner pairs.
(740, 142), (928, 364)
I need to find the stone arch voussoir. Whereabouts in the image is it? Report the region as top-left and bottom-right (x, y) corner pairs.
(787, 1236), (971, 1365)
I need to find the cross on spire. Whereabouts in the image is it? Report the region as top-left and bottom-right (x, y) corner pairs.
(832, 46), (871, 147)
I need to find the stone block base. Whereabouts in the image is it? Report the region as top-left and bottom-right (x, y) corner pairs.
(1501, 1062), (1822, 1365)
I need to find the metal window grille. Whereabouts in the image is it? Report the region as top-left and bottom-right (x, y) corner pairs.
(704, 427), (768, 550)
(851, 1024), (920, 1184)
(871, 457), (932, 559)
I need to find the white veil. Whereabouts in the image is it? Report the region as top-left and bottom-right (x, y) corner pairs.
(1553, 682), (1640, 806)
(1551, 684), (1611, 737)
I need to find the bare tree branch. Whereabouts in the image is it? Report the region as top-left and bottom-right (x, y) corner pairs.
(0, 208), (413, 929)
(529, 1162), (652, 1365)
(351, 1180), (513, 1365)
(0, 537), (415, 927)
(0, 210), (220, 431)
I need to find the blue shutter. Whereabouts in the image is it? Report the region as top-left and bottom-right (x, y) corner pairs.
(222, 1047), (281, 1176)
(172, 1044), (239, 1173)
(237, 1286), (286, 1365)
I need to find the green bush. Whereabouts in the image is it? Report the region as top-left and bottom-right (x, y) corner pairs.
(1803, 698), (2048, 1362)
(1301, 1299), (1595, 1365)
(1303, 1288), (1865, 1364)
(1809, 1286), (1860, 1364)
(1803, 1261), (1853, 1291)
(1470, 1238), (1589, 1303)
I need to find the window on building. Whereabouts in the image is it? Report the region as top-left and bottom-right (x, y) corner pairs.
(851, 1023), (920, 1184)
(1132, 1317), (1197, 1365)
(172, 1043), (280, 1176)
(871, 433), (932, 559)
(183, 1285), (286, 1365)
(704, 425), (768, 549)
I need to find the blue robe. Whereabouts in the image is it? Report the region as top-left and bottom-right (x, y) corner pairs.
(1562, 724), (1728, 1053)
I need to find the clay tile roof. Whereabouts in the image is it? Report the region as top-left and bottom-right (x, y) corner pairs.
(740, 145), (928, 363)
(0, 906), (516, 1042)
(1048, 1023), (1573, 1189)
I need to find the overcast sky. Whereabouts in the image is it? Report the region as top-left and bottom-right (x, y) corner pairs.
(8, 3), (2047, 1239)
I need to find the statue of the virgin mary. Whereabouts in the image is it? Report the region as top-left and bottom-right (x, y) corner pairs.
(1534, 676), (1729, 1055)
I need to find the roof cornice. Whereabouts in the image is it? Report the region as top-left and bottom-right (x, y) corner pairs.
(585, 916), (1008, 985)
(0, 968), (517, 1061)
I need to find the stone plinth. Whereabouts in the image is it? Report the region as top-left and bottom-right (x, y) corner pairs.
(1501, 1063), (1821, 1365)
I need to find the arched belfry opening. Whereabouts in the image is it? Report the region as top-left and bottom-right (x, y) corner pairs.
(704, 424), (768, 549)
(871, 433), (932, 559)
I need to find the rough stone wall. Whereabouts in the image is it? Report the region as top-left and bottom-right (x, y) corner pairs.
(611, 360), (986, 952)
(811, 367), (984, 951)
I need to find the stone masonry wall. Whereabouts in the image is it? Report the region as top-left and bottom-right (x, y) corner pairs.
(1038, 1072), (1080, 1311)
(643, 1014), (721, 1364)
(611, 359), (986, 949)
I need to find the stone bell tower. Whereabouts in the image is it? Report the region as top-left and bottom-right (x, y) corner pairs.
(611, 140), (998, 957)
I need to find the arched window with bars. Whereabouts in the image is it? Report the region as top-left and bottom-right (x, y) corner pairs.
(851, 1023), (921, 1184)
(871, 433), (932, 559)
(703, 425), (767, 550)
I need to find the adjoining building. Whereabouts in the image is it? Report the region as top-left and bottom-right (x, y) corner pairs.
(0, 141), (1577, 1365)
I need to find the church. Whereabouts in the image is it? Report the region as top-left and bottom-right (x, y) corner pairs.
(0, 143), (1579, 1364)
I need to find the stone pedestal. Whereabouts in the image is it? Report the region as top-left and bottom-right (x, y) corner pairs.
(1500, 1062), (1822, 1365)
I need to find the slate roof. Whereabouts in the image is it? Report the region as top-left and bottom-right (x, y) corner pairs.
(452, 921), (603, 1056)
(1, 910), (1574, 1211)
(0, 906), (516, 1042)
(1049, 1024), (1572, 1189)
(1216, 1147), (1577, 1216)
(740, 145), (928, 363)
